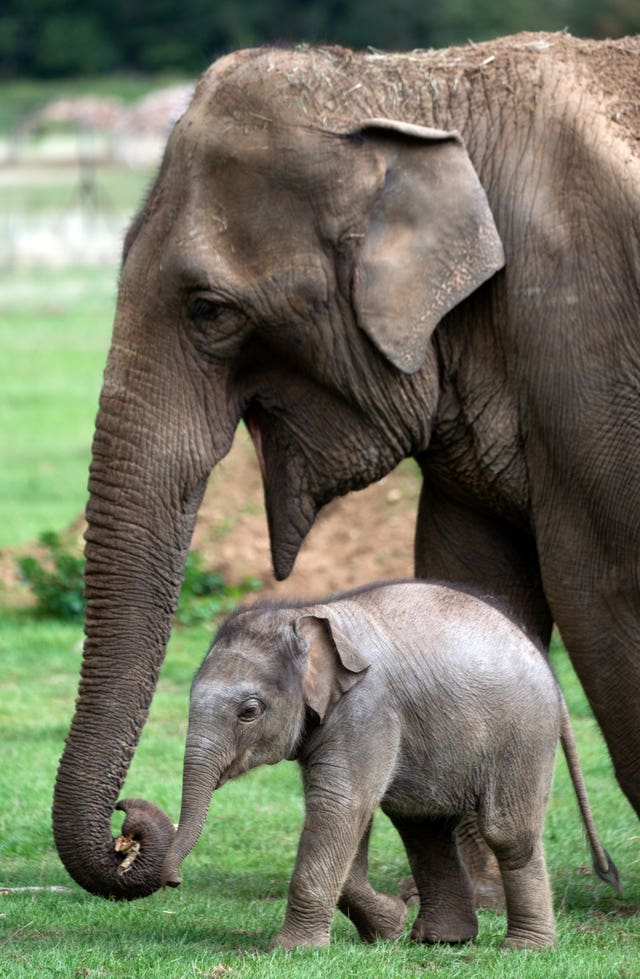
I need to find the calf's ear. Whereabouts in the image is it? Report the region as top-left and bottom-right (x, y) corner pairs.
(295, 614), (370, 722)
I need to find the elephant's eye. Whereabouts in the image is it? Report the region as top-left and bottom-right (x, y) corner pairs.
(190, 296), (231, 326)
(237, 699), (265, 723)
(187, 294), (247, 359)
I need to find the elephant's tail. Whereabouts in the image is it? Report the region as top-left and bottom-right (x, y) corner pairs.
(558, 694), (623, 895)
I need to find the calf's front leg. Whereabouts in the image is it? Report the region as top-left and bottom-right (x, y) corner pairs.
(338, 821), (407, 942)
(272, 771), (381, 949)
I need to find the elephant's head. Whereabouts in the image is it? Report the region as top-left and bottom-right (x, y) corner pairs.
(53, 47), (504, 898)
(161, 604), (371, 888)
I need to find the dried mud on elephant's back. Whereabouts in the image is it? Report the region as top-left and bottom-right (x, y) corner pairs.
(193, 429), (421, 601)
(575, 35), (640, 148)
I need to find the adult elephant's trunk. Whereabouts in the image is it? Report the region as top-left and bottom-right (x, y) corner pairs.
(52, 319), (237, 899)
(161, 733), (225, 888)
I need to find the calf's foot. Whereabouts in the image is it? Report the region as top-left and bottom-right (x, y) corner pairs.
(501, 928), (556, 950)
(411, 906), (478, 945)
(339, 891), (407, 942)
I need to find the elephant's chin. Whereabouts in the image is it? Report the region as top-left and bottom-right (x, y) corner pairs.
(268, 491), (317, 581)
(246, 408), (319, 580)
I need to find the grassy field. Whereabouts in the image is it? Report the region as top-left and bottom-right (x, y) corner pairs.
(1, 184), (639, 974)
(0, 151), (156, 546)
(0, 166), (153, 215)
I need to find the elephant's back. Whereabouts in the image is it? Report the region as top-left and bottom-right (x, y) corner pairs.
(345, 579), (556, 704)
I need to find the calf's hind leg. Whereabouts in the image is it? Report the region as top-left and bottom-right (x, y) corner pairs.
(388, 813), (478, 944)
(480, 799), (556, 948)
(488, 838), (555, 949)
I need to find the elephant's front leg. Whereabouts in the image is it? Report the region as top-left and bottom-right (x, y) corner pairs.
(272, 774), (380, 949)
(414, 477), (553, 673)
(337, 820), (407, 942)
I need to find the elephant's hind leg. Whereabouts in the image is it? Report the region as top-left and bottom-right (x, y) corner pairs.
(454, 811), (505, 910)
(413, 478), (553, 911)
(491, 840), (556, 949)
(480, 801), (555, 949)
(390, 813), (478, 944)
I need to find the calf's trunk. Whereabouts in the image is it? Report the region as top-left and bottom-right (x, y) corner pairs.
(161, 734), (226, 887)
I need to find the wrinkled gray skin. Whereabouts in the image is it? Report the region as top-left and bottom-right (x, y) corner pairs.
(53, 32), (640, 900)
(165, 581), (564, 949)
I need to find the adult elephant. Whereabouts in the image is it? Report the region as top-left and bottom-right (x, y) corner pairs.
(54, 32), (640, 900)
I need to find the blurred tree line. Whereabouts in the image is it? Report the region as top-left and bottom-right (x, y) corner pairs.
(1, 0), (638, 78)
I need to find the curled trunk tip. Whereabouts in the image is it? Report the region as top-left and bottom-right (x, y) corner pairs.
(110, 797), (177, 899)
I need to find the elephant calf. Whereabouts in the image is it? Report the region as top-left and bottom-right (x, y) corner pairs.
(160, 580), (596, 949)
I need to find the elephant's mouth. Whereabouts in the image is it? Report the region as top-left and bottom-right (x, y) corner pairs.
(216, 748), (253, 788)
(244, 389), (400, 580)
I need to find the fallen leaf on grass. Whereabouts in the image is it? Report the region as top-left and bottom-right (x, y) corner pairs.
(193, 968), (232, 978)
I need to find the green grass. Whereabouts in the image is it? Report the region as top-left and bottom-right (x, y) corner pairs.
(0, 161), (153, 555)
(0, 166), (153, 214)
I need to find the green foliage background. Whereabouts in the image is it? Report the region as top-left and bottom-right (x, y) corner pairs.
(1, 0), (639, 79)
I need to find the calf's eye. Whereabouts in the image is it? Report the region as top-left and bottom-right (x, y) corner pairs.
(237, 699), (265, 723)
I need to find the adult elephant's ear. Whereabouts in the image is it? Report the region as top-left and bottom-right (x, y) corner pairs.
(350, 119), (505, 374)
(295, 613), (370, 722)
